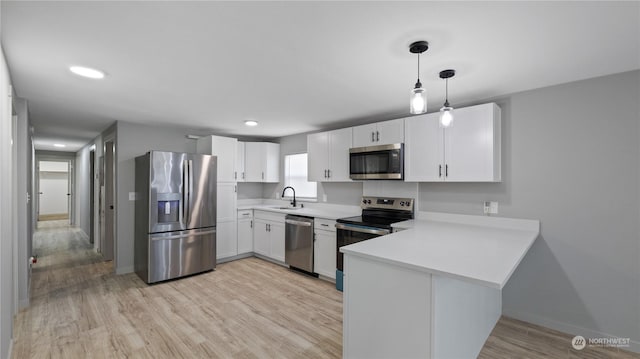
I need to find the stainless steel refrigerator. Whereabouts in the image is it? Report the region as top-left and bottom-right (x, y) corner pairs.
(134, 151), (217, 284)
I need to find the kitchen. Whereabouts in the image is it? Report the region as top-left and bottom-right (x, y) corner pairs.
(0, 2), (639, 359)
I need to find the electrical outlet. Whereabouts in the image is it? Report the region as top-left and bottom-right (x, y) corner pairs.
(129, 192), (136, 201)
(483, 201), (498, 214)
(322, 194), (328, 202)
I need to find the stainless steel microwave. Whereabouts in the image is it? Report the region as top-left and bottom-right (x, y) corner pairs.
(349, 143), (404, 180)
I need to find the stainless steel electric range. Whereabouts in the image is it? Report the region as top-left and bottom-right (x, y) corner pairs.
(335, 196), (415, 291)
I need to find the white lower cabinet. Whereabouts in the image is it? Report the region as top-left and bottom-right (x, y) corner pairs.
(252, 211), (286, 262)
(314, 218), (336, 279)
(216, 220), (237, 259)
(237, 210), (253, 254)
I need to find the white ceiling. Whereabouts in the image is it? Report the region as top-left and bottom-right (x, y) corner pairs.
(2, 1), (639, 152)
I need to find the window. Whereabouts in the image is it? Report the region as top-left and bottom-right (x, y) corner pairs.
(284, 153), (317, 200)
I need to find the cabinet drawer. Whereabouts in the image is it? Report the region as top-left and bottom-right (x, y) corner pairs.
(254, 210), (286, 223)
(314, 218), (336, 232)
(237, 209), (253, 219)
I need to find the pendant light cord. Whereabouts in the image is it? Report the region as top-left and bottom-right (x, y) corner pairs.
(445, 78), (449, 102)
(416, 53), (420, 82)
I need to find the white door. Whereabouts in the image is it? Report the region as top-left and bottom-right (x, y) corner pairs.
(216, 183), (237, 222)
(327, 127), (352, 181)
(237, 218), (253, 254)
(263, 143), (280, 183)
(197, 135), (237, 182)
(404, 113), (444, 182)
(216, 220), (238, 259)
(307, 132), (329, 182)
(236, 141), (245, 182)
(269, 222), (285, 262)
(314, 230), (336, 278)
(444, 104), (497, 182)
(244, 142), (263, 182)
(376, 118), (405, 145)
(253, 219), (270, 256)
(352, 123), (378, 147)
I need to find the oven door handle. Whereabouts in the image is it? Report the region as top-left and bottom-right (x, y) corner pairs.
(335, 223), (390, 235)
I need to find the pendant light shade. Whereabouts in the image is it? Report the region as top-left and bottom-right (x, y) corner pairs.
(439, 69), (456, 128)
(409, 41), (429, 115)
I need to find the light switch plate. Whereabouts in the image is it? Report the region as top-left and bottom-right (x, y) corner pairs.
(323, 194), (327, 202)
(129, 192), (136, 201)
(483, 201), (498, 214)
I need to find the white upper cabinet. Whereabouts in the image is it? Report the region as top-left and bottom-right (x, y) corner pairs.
(404, 103), (501, 182)
(353, 118), (404, 147)
(196, 135), (237, 182)
(307, 127), (352, 182)
(245, 142), (280, 183)
(236, 141), (245, 182)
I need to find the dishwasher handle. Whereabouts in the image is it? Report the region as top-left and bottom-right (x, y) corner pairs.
(285, 219), (313, 227)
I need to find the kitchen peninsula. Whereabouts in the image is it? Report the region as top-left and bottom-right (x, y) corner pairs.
(340, 212), (540, 359)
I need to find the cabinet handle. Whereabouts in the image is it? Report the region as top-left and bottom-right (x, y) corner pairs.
(250, 220), (253, 228)
(439, 165), (442, 178)
(371, 132), (375, 142)
(327, 169), (331, 178)
(324, 169), (327, 178)
(234, 172), (237, 180)
(321, 223), (329, 227)
(376, 131), (380, 142)
(234, 185), (237, 193)
(242, 172), (245, 179)
(445, 164), (448, 177)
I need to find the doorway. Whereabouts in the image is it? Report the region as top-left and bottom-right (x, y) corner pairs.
(37, 160), (71, 222)
(89, 149), (95, 244)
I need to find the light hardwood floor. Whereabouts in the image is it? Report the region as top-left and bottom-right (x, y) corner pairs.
(12, 221), (638, 358)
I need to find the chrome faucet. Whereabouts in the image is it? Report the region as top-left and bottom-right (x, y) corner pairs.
(282, 186), (296, 207)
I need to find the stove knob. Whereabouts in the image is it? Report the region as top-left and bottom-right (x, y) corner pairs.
(400, 201), (405, 206)
(367, 200), (372, 204)
(362, 199), (367, 204)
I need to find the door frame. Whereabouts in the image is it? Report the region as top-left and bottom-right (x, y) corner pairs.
(34, 153), (75, 224)
(101, 136), (116, 265)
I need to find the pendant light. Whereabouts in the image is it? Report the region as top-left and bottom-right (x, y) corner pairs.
(409, 41), (429, 114)
(439, 69), (455, 127)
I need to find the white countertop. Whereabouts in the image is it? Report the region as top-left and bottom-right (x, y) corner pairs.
(237, 201), (360, 220)
(340, 212), (540, 289)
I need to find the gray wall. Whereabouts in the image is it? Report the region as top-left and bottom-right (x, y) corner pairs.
(419, 71), (640, 345)
(264, 132), (363, 206)
(75, 144), (91, 235)
(115, 121), (198, 273)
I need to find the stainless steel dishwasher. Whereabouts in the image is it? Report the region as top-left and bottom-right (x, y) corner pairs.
(285, 215), (315, 273)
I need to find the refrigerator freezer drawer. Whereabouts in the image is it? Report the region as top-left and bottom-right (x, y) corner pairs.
(147, 228), (216, 283)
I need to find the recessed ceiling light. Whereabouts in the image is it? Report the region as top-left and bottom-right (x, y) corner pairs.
(244, 120), (258, 127)
(69, 66), (105, 79)
(53, 144), (66, 148)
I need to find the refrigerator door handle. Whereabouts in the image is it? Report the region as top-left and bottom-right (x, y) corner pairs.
(183, 159), (192, 225)
(150, 229), (216, 241)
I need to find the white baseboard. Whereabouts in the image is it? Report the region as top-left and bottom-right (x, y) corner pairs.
(502, 309), (640, 354)
(217, 252), (253, 264)
(115, 266), (134, 275)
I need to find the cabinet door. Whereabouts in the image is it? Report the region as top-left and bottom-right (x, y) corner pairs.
(352, 123), (377, 147)
(236, 141), (245, 182)
(307, 132), (329, 182)
(216, 183), (237, 222)
(269, 222), (286, 262)
(376, 118), (404, 145)
(327, 128), (352, 182)
(216, 220), (238, 259)
(444, 103), (501, 182)
(263, 143), (280, 183)
(253, 219), (270, 256)
(404, 113), (444, 182)
(314, 230), (336, 279)
(237, 218), (253, 254)
(197, 135), (237, 182)
(244, 142), (263, 182)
